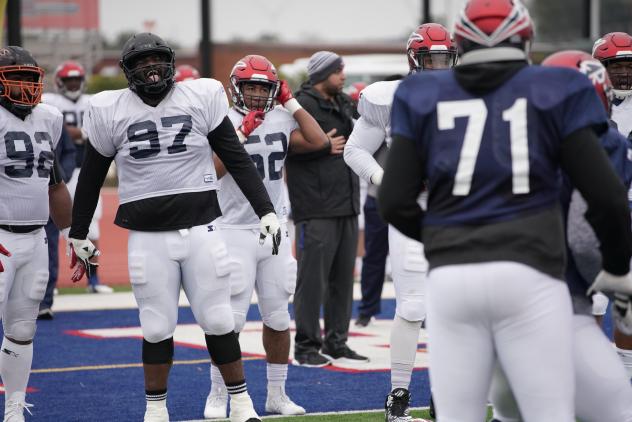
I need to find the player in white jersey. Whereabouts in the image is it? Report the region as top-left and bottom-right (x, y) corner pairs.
(203, 54), (330, 419)
(343, 23), (457, 422)
(593, 31), (632, 380)
(68, 33), (281, 422)
(42, 60), (111, 293)
(0, 46), (73, 421)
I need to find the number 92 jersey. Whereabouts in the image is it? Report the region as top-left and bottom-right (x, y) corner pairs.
(217, 106), (297, 228)
(83, 78), (228, 205)
(0, 103), (63, 225)
(390, 66), (608, 227)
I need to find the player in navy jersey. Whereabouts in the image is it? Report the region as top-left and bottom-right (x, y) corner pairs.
(379, 1), (632, 421)
(489, 49), (632, 422)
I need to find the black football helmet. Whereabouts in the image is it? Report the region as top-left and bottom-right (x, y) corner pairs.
(0, 46), (44, 119)
(119, 33), (175, 103)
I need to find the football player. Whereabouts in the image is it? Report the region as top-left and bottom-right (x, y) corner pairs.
(0, 46), (73, 421)
(43, 60), (111, 293)
(174, 64), (200, 82)
(489, 50), (632, 422)
(344, 23), (456, 422)
(68, 33), (279, 422)
(203, 54), (330, 419)
(378, 1), (632, 421)
(592, 32), (632, 379)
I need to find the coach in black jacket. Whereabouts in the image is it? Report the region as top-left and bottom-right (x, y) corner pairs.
(286, 51), (367, 367)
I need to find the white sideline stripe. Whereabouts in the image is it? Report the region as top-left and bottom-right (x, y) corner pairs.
(53, 282), (398, 312)
(176, 406), (430, 421)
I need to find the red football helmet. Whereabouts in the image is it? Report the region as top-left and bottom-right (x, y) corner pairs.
(592, 32), (632, 99)
(542, 50), (613, 115)
(345, 81), (367, 104)
(174, 64), (200, 82)
(229, 55), (279, 113)
(454, 0), (534, 56)
(407, 23), (457, 73)
(55, 60), (85, 101)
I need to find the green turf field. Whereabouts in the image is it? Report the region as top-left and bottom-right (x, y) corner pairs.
(260, 408), (494, 421)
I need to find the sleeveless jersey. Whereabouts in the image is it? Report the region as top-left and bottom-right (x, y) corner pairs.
(217, 106), (297, 228)
(0, 103), (63, 225)
(83, 78), (228, 205)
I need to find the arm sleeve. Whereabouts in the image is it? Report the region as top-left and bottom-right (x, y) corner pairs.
(377, 134), (425, 241)
(207, 116), (274, 218)
(343, 116), (386, 182)
(561, 127), (632, 275)
(69, 142), (114, 239)
(48, 158), (63, 186)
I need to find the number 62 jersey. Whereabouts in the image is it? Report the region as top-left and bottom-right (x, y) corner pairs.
(0, 103), (63, 225)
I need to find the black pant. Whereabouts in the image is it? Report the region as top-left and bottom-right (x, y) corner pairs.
(357, 196), (389, 318)
(293, 216), (358, 355)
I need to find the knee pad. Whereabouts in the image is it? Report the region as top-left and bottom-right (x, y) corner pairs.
(262, 310), (290, 332)
(200, 304), (235, 335)
(139, 309), (175, 344)
(205, 332), (241, 365)
(233, 312), (247, 333)
(397, 298), (426, 323)
(142, 337), (174, 364)
(3, 320), (36, 342)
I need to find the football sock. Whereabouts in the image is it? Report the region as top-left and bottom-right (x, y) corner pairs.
(390, 315), (422, 390)
(267, 363), (288, 393)
(616, 347), (632, 378)
(226, 380), (248, 396)
(0, 338), (33, 399)
(210, 363), (226, 391)
(145, 388), (167, 408)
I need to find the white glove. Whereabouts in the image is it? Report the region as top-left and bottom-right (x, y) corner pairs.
(587, 270), (632, 296)
(68, 238), (100, 282)
(370, 169), (384, 186)
(259, 212), (281, 255)
(614, 293), (632, 335)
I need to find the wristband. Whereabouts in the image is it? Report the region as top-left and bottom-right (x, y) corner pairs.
(236, 129), (248, 144)
(284, 98), (303, 115)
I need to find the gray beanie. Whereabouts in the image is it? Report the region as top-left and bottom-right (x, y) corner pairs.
(307, 51), (344, 84)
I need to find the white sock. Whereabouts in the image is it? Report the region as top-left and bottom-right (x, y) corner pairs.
(390, 316), (422, 390)
(0, 338), (33, 399)
(210, 363), (227, 393)
(267, 363), (288, 393)
(616, 347), (632, 378)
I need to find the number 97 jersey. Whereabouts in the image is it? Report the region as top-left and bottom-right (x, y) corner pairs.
(391, 66), (608, 227)
(217, 106), (298, 229)
(0, 103), (63, 225)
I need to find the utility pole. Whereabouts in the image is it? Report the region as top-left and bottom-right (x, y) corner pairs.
(589, 0), (600, 40)
(7, 0), (22, 46)
(422, 0), (432, 24)
(200, 0), (212, 77)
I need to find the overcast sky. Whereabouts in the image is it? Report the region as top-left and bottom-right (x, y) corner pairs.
(99, 0), (468, 47)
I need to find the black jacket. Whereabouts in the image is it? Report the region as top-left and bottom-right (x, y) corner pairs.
(285, 82), (360, 222)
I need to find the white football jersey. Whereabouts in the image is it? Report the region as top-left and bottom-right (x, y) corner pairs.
(42, 92), (91, 128)
(0, 103), (63, 225)
(612, 95), (632, 139)
(83, 78), (228, 205)
(217, 106), (298, 228)
(358, 79), (401, 147)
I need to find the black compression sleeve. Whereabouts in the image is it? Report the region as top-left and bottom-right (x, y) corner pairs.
(69, 143), (113, 239)
(561, 127), (632, 275)
(207, 116), (274, 218)
(377, 135), (425, 241)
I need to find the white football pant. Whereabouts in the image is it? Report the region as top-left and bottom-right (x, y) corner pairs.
(389, 226), (426, 322)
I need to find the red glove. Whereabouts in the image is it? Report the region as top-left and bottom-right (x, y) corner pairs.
(0, 243), (10, 273)
(238, 110), (265, 138)
(276, 80), (294, 106)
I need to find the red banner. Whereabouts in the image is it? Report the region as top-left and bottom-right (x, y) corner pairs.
(22, 0), (99, 30)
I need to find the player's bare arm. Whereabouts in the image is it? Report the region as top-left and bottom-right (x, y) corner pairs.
(48, 159), (72, 232)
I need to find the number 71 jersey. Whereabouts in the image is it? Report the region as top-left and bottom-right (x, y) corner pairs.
(0, 103), (63, 225)
(83, 78), (228, 205)
(217, 106), (298, 228)
(391, 66), (608, 226)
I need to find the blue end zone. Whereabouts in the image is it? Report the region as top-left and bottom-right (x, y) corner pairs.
(12, 298), (433, 421)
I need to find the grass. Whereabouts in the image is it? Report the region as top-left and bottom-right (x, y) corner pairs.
(56, 285), (132, 294)
(259, 408), (494, 421)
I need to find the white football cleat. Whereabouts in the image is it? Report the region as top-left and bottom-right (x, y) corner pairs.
(229, 393), (260, 422)
(143, 405), (169, 422)
(3, 398), (32, 422)
(265, 388), (306, 415)
(204, 386), (228, 419)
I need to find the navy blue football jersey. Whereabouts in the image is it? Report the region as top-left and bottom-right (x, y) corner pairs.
(564, 124), (632, 301)
(391, 65), (609, 227)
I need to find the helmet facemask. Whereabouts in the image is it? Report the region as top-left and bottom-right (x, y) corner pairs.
(0, 66), (44, 117)
(410, 49), (458, 72)
(605, 59), (632, 99)
(122, 50), (174, 100)
(231, 79), (279, 114)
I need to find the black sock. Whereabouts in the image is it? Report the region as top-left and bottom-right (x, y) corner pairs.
(146, 388), (167, 402)
(225, 380), (247, 395)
